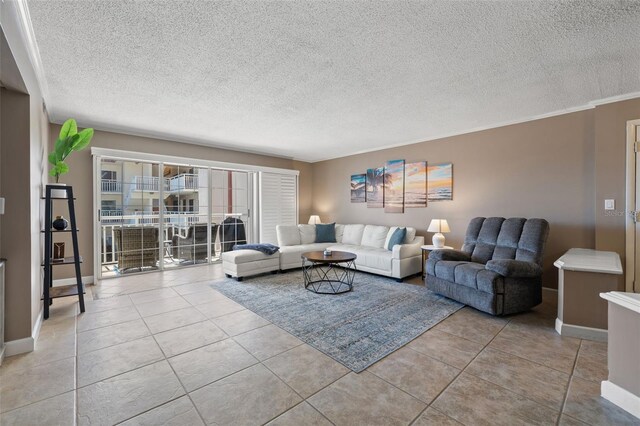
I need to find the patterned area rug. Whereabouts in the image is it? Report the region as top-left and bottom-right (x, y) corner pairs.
(211, 271), (463, 372)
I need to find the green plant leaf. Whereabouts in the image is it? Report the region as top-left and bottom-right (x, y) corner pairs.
(48, 152), (57, 165)
(62, 135), (79, 159)
(59, 119), (77, 140)
(48, 168), (58, 177)
(54, 137), (66, 160)
(72, 128), (94, 151)
(53, 161), (69, 176)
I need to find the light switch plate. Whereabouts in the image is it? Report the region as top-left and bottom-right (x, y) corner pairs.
(605, 199), (615, 210)
(0, 197), (4, 215)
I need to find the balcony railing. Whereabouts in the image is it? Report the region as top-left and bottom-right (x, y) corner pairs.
(101, 179), (122, 193)
(132, 176), (162, 192)
(101, 173), (200, 193)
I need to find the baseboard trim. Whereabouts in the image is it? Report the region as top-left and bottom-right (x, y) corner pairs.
(53, 275), (94, 287)
(602, 380), (640, 419)
(4, 309), (43, 357)
(555, 318), (608, 342)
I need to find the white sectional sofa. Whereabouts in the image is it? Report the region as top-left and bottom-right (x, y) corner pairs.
(277, 224), (424, 281)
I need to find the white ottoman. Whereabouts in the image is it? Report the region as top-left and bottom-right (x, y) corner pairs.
(221, 250), (280, 281)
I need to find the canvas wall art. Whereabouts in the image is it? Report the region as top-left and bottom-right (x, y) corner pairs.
(427, 162), (453, 201)
(366, 167), (384, 208)
(404, 161), (427, 208)
(384, 159), (405, 213)
(350, 173), (366, 203)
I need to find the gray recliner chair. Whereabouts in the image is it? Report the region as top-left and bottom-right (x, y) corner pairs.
(426, 217), (549, 316)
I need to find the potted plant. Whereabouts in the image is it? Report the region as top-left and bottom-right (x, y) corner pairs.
(48, 118), (94, 197)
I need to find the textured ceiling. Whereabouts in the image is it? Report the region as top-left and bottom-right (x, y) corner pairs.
(27, 1), (640, 162)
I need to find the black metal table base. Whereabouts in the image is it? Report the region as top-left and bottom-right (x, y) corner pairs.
(302, 260), (356, 294)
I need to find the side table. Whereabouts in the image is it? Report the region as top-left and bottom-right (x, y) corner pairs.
(421, 245), (453, 279)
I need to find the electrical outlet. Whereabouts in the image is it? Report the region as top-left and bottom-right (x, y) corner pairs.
(0, 197), (4, 215)
(604, 199), (615, 210)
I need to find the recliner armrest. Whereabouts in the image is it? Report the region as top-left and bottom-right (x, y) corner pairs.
(429, 249), (471, 262)
(485, 259), (542, 278)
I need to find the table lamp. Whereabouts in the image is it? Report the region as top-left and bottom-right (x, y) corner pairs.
(427, 219), (450, 248)
(308, 215), (321, 225)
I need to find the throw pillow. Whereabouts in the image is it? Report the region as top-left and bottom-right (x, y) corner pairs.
(386, 227), (406, 251)
(315, 223), (337, 243)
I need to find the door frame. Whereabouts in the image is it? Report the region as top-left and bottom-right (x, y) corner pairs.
(625, 119), (640, 293)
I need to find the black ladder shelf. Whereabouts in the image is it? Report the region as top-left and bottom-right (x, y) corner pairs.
(42, 184), (85, 319)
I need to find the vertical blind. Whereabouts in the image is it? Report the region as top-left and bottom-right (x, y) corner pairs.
(259, 172), (298, 244)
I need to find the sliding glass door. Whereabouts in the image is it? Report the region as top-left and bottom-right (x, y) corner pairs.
(97, 157), (254, 279)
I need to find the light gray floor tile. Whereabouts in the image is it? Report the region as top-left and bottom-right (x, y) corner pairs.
(120, 396), (204, 426)
(408, 329), (484, 369)
(368, 346), (459, 404)
(432, 373), (559, 425)
(168, 338), (257, 391)
(84, 295), (132, 313)
(182, 290), (230, 306)
(77, 336), (164, 387)
(129, 287), (180, 305)
(0, 356), (75, 413)
(433, 307), (508, 345)
(211, 308), (270, 336)
(412, 408), (464, 426)
(172, 282), (218, 295)
(154, 320), (228, 357)
(267, 402), (333, 426)
(190, 364), (301, 426)
(194, 298), (246, 319)
(77, 360), (185, 426)
(143, 307), (207, 334)
(573, 340), (608, 383)
(77, 305), (141, 332)
(234, 324), (303, 361)
(465, 347), (570, 410)
(135, 296), (192, 317)
(308, 371), (426, 426)
(264, 344), (349, 398)
(0, 391), (75, 426)
(563, 376), (640, 425)
(77, 318), (150, 354)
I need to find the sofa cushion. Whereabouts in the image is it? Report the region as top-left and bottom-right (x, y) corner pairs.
(454, 263), (485, 289)
(342, 224), (365, 245)
(280, 243), (333, 266)
(335, 224), (345, 243)
(328, 244), (392, 271)
(361, 225), (389, 248)
(298, 224), (316, 244)
(385, 226), (417, 246)
(386, 227), (406, 250)
(277, 225), (301, 246)
(221, 249), (276, 264)
(315, 223), (337, 243)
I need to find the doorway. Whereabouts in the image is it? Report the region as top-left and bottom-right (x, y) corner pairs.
(625, 119), (640, 293)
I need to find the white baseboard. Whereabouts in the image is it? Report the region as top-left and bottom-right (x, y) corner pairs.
(53, 275), (94, 287)
(602, 380), (640, 419)
(555, 318), (608, 342)
(4, 309), (43, 357)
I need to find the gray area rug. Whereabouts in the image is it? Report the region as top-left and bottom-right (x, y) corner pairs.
(211, 271), (463, 372)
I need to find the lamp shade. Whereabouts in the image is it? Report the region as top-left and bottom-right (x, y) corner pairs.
(308, 215), (321, 225)
(427, 219), (450, 233)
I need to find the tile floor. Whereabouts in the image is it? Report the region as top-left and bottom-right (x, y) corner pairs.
(1, 264), (638, 425)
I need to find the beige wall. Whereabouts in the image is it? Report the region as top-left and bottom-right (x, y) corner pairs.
(49, 125), (312, 279)
(0, 89), (33, 341)
(1, 5), (51, 344)
(312, 110), (600, 289)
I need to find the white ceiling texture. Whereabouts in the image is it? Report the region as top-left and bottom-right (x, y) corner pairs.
(26, 1), (640, 162)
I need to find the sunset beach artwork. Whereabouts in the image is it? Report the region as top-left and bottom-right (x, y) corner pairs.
(384, 159), (405, 213)
(366, 167), (384, 208)
(427, 162), (453, 201)
(350, 173), (366, 203)
(404, 161), (427, 208)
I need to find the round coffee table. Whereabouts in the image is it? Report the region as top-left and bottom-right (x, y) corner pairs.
(301, 251), (357, 294)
